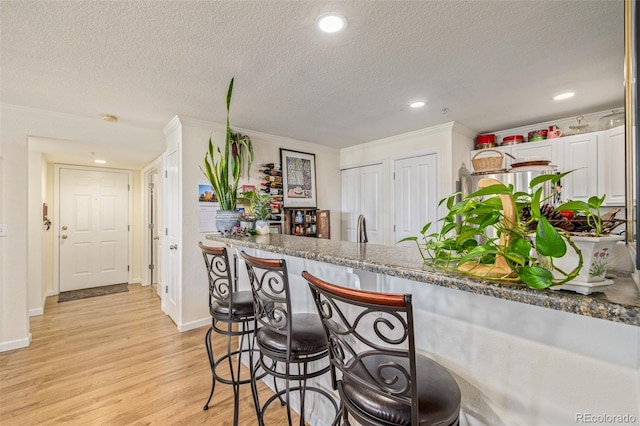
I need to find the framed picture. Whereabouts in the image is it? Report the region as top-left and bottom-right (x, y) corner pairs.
(280, 148), (317, 208)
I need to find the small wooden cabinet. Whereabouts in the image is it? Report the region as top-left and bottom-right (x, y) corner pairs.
(284, 208), (330, 238)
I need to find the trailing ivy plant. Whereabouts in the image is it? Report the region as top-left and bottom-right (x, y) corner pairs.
(400, 172), (583, 289)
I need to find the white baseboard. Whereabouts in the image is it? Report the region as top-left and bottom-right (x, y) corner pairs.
(29, 307), (43, 317)
(0, 333), (32, 352)
(178, 317), (210, 332)
(46, 290), (56, 297)
(129, 278), (141, 284)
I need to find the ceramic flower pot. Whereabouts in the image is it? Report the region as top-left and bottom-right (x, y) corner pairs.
(255, 220), (270, 235)
(554, 234), (624, 283)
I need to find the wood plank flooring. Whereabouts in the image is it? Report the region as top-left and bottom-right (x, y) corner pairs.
(0, 284), (300, 425)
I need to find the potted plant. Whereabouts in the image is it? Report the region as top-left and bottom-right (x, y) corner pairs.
(201, 77), (254, 233)
(548, 196), (625, 292)
(402, 171), (624, 292)
(402, 172), (585, 290)
(242, 190), (272, 235)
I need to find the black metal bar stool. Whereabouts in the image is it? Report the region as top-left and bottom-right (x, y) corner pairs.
(199, 242), (263, 425)
(240, 251), (339, 426)
(303, 270), (462, 426)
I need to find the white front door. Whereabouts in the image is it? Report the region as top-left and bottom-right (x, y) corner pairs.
(163, 149), (180, 324)
(58, 167), (129, 291)
(394, 154), (438, 246)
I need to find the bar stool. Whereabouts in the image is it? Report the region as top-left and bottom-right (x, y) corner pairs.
(199, 243), (262, 425)
(240, 251), (338, 426)
(303, 270), (462, 426)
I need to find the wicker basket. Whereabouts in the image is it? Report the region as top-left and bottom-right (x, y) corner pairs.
(472, 149), (504, 171)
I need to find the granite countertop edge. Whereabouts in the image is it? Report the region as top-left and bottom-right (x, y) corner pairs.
(205, 234), (640, 327)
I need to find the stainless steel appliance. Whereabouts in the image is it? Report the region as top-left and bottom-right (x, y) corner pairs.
(460, 168), (556, 200)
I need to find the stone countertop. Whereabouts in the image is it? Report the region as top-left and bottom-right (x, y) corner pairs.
(206, 233), (640, 327)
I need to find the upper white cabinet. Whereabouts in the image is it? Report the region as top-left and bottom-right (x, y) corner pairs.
(560, 133), (599, 203)
(469, 126), (625, 206)
(598, 126), (626, 206)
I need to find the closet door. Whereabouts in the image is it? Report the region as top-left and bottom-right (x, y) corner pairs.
(341, 163), (384, 244)
(393, 154), (438, 246)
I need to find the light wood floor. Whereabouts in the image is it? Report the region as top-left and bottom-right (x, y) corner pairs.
(0, 284), (300, 425)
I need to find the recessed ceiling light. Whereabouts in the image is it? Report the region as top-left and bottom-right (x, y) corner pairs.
(94, 159), (106, 164)
(102, 114), (118, 122)
(318, 14), (347, 33)
(409, 101), (426, 108)
(553, 92), (575, 101)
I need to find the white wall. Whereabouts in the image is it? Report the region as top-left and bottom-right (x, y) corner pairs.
(170, 116), (342, 329)
(0, 104), (164, 351)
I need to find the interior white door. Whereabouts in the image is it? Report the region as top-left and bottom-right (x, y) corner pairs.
(164, 149), (180, 324)
(341, 163), (384, 244)
(394, 154), (438, 246)
(150, 172), (162, 295)
(59, 168), (129, 291)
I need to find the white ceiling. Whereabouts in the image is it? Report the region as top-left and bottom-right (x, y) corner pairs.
(0, 1), (624, 169)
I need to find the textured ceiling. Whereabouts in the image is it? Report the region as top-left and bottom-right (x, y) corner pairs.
(0, 1), (624, 168)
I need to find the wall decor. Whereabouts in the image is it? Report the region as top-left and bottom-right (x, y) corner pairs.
(280, 148), (317, 207)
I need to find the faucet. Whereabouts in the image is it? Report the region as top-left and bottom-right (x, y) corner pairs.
(357, 214), (368, 243)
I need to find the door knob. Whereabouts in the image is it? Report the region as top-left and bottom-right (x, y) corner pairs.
(61, 234), (68, 239)
(169, 244), (177, 250)
(153, 236), (160, 240)
(61, 225), (68, 230)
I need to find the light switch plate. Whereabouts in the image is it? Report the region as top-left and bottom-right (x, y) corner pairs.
(0, 224), (6, 237)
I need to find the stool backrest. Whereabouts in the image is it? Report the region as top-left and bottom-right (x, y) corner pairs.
(303, 270), (419, 423)
(199, 242), (234, 315)
(240, 251), (293, 351)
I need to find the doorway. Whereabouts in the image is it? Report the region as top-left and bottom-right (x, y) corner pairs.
(142, 160), (163, 297)
(54, 165), (132, 292)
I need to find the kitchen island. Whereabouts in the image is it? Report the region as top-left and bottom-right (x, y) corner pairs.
(206, 233), (640, 426)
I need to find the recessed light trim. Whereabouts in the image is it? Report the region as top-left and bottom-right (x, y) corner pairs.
(409, 101), (426, 108)
(553, 92), (575, 101)
(318, 14), (347, 33)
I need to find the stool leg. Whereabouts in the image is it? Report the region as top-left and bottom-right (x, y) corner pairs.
(299, 362), (307, 426)
(203, 326), (215, 411)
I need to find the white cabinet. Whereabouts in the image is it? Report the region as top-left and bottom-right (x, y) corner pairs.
(469, 128), (626, 206)
(510, 140), (560, 165)
(560, 133), (598, 203)
(598, 126), (626, 206)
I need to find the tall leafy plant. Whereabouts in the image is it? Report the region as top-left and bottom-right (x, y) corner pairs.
(201, 78), (254, 211)
(401, 172), (584, 289)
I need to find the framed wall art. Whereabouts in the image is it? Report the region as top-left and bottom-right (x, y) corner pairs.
(280, 148), (317, 208)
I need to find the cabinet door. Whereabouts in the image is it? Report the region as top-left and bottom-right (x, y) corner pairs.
(561, 133), (598, 203)
(598, 126), (626, 206)
(510, 140), (558, 163)
(341, 164), (384, 244)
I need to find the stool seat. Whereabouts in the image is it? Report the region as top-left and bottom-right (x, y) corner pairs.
(210, 290), (254, 317)
(342, 354), (461, 426)
(256, 312), (328, 355)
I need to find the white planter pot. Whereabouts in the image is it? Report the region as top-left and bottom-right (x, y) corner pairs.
(255, 220), (270, 235)
(552, 234), (623, 294)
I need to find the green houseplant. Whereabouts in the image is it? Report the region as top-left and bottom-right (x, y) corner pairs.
(201, 78), (254, 233)
(401, 172), (585, 290)
(241, 190), (272, 234)
(403, 169), (625, 291)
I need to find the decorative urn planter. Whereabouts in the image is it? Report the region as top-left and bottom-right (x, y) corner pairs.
(216, 210), (242, 234)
